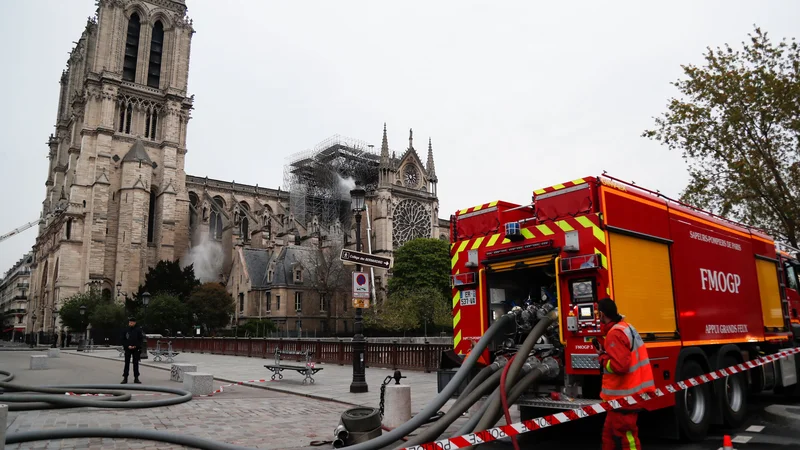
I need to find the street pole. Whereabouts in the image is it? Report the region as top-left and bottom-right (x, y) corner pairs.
(349, 183), (368, 393)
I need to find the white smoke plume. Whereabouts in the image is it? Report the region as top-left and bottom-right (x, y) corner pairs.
(337, 174), (356, 198)
(181, 232), (224, 283)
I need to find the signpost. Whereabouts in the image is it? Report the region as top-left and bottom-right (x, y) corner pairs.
(340, 249), (393, 270)
(352, 271), (370, 308)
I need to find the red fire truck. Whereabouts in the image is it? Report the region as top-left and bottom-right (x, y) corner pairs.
(446, 174), (800, 441)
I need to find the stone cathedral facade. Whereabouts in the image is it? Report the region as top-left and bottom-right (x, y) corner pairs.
(29, 0), (195, 334)
(26, 0), (448, 337)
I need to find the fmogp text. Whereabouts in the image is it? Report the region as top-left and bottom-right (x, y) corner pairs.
(699, 269), (742, 294)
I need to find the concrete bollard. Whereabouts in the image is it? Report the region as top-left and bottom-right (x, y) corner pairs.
(48, 348), (60, 358)
(183, 372), (214, 396)
(170, 363), (197, 382)
(383, 384), (412, 428)
(30, 355), (48, 370)
(0, 403), (6, 450)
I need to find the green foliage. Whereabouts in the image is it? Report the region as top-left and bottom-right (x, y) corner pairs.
(143, 294), (189, 336)
(388, 238), (451, 299)
(235, 319), (277, 337)
(58, 291), (104, 331)
(90, 302), (126, 331)
(138, 260), (201, 301)
(644, 26), (800, 245)
(366, 286), (452, 333)
(187, 283), (235, 332)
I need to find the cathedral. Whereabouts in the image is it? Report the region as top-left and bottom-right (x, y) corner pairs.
(26, 0), (447, 337)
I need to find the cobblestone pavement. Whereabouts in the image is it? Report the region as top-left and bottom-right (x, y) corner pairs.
(69, 347), (446, 413)
(0, 351), (360, 449)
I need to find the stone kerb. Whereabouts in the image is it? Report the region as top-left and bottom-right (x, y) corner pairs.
(30, 355), (48, 370)
(47, 348), (60, 358)
(170, 363), (197, 382)
(183, 372), (213, 396)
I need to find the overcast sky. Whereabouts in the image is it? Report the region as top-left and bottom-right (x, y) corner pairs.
(1, 1), (799, 275)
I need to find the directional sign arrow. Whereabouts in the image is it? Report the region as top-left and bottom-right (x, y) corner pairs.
(339, 249), (393, 270)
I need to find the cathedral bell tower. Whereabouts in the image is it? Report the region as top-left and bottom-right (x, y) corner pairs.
(30, 0), (196, 322)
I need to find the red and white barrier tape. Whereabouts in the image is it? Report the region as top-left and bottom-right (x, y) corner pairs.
(199, 378), (269, 397)
(401, 347), (800, 450)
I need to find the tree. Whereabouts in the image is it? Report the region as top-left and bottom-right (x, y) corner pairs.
(90, 302), (126, 331)
(643, 27), (800, 245)
(388, 238), (451, 299)
(59, 291), (103, 331)
(235, 319), (277, 337)
(313, 240), (352, 311)
(366, 286), (451, 333)
(144, 294), (189, 336)
(186, 283), (235, 332)
(138, 260), (201, 301)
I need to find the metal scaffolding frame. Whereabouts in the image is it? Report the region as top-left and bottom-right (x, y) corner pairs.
(283, 135), (380, 232)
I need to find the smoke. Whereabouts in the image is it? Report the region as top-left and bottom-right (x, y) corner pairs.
(181, 232), (224, 283)
(337, 174), (356, 198)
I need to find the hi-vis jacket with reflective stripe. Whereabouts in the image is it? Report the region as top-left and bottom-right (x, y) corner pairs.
(599, 321), (655, 402)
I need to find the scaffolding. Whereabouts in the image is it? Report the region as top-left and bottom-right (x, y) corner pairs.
(283, 135), (381, 232)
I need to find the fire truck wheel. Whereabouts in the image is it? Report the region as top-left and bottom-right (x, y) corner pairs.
(675, 360), (711, 441)
(719, 355), (747, 427)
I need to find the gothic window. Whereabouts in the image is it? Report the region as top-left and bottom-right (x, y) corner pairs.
(123, 13), (141, 82)
(125, 104), (132, 134)
(265, 292), (271, 312)
(189, 192), (199, 228)
(145, 109), (158, 140)
(65, 218), (72, 240)
(241, 217), (249, 241)
(118, 105), (125, 132)
(295, 292), (303, 312)
(147, 21), (164, 88)
(392, 199), (431, 247)
(147, 190), (156, 243)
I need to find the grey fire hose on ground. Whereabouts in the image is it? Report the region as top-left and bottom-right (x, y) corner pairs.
(4, 311), (516, 450)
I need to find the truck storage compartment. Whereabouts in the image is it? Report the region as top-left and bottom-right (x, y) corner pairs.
(607, 232), (677, 335)
(755, 258), (784, 329)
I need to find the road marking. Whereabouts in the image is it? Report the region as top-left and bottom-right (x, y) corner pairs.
(732, 435), (752, 444)
(745, 425), (765, 433)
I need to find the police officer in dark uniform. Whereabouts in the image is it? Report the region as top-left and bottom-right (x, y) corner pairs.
(121, 316), (144, 384)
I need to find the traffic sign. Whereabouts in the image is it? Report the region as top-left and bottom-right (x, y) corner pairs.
(353, 271), (370, 299)
(340, 249), (393, 270)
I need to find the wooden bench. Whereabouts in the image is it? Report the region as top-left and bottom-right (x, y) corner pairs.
(148, 340), (180, 363)
(264, 349), (323, 384)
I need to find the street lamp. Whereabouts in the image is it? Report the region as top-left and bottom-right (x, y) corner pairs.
(141, 291), (151, 359)
(349, 181), (368, 393)
(79, 304), (86, 350)
(30, 311), (37, 348)
(51, 306), (58, 348)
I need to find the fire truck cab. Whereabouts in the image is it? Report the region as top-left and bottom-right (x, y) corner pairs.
(444, 174), (800, 441)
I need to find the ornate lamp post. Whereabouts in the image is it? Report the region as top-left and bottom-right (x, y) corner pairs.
(30, 311), (37, 348)
(141, 291), (151, 359)
(51, 306), (58, 348)
(79, 304), (86, 350)
(349, 182), (369, 393)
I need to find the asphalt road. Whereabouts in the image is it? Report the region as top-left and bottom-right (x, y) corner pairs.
(476, 392), (800, 450)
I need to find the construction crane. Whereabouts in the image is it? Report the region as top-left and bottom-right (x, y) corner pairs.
(0, 219), (41, 244)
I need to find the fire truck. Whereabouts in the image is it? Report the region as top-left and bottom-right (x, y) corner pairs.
(445, 174), (800, 441)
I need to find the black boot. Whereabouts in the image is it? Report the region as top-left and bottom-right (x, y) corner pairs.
(134, 378), (141, 384)
(121, 378), (128, 384)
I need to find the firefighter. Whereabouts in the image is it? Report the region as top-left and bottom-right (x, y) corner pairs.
(595, 298), (655, 450)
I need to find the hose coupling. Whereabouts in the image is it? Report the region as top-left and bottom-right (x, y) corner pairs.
(334, 424), (349, 440)
(539, 356), (561, 379)
(522, 355), (542, 373)
(491, 355), (510, 370)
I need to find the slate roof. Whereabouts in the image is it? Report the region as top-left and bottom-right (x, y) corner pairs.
(272, 246), (319, 287)
(242, 248), (272, 289)
(122, 139), (152, 164)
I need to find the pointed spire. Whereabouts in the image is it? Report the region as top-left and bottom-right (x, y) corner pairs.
(408, 128), (414, 150)
(380, 122), (390, 171)
(427, 137), (437, 180)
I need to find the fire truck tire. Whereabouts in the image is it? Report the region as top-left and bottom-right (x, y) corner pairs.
(718, 355), (747, 428)
(341, 407), (382, 433)
(675, 359), (711, 442)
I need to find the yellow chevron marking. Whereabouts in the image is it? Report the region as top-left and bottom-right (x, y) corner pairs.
(489, 201), (498, 207)
(451, 253), (459, 269)
(572, 178), (587, 185)
(521, 228), (535, 239)
(502, 238), (510, 244)
(486, 233), (501, 247)
(576, 216), (607, 245)
(458, 240), (469, 253)
(534, 189), (546, 195)
(536, 224), (555, 236)
(471, 237), (485, 250)
(595, 248), (608, 268)
(459, 208), (469, 215)
(454, 310), (461, 327)
(556, 220), (575, 232)
(454, 330), (462, 349)
(453, 290), (461, 308)
(473, 203), (483, 211)
(553, 183), (566, 190)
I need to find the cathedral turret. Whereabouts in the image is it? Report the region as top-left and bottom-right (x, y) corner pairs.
(379, 123), (395, 187)
(426, 138), (437, 196)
